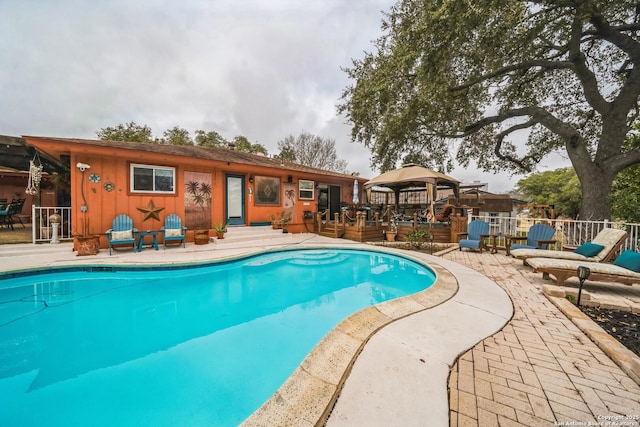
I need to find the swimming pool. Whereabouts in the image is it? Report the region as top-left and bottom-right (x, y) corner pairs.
(0, 248), (436, 426)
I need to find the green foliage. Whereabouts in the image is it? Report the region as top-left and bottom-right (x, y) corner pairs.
(276, 132), (349, 173)
(339, 1), (640, 220)
(195, 130), (227, 148)
(96, 122), (154, 143)
(162, 126), (193, 146)
(513, 168), (581, 218)
(611, 166), (640, 222)
(612, 125), (640, 222)
(231, 135), (268, 155)
(97, 123), (268, 154)
(405, 227), (431, 249)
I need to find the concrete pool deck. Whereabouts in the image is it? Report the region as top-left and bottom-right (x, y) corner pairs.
(1, 227), (639, 426)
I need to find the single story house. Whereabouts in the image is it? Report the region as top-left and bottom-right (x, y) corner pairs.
(23, 136), (367, 249)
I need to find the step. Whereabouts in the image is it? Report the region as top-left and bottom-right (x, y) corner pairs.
(211, 225), (293, 244)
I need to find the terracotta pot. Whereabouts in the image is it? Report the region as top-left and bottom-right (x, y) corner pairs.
(194, 229), (210, 245)
(76, 235), (100, 256)
(216, 231), (225, 239)
(385, 232), (396, 242)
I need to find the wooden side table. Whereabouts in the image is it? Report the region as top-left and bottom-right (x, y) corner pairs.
(479, 234), (494, 253)
(138, 230), (159, 252)
(487, 234), (509, 254)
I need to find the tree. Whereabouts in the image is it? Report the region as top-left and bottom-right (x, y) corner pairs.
(512, 168), (582, 219)
(195, 130), (227, 148)
(231, 135), (269, 155)
(96, 122), (154, 143)
(611, 164), (640, 222)
(276, 132), (348, 173)
(339, 1), (640, 220)
(162, 126), (193, 146)
(611, 124), (640, 222)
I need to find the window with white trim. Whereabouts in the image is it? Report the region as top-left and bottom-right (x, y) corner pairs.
(130, 163), (175, 194)
(299, 179), (315, 200)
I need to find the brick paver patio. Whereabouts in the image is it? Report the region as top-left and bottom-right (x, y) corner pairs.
(444, 250), (640, 426)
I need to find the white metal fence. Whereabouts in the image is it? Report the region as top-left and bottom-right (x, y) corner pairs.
(472, 215), (640, 253)
(32, 206), (73, 244)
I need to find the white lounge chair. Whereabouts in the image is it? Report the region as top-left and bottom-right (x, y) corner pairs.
(511, 228), (627, 265)
(526, 252), (640, 286)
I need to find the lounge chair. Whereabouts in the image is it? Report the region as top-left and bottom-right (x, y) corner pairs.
(161, 214), (187, 249)
(526, 250), (640, 286)
(508, 223), (556, 254)
(106, 214), (138, 255)
(511, 228), (627, 265)
(458, 220), (490, 253)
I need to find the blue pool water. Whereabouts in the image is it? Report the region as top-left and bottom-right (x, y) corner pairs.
(0, 248), (435, 426)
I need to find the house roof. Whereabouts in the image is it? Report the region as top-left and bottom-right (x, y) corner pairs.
(22, 136), (365, 181)
(0, 135), (68, 173)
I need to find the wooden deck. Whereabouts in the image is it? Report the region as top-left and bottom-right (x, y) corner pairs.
(315, 211), (468, 243)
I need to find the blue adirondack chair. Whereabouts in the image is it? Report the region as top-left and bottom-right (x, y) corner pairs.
(458, 220), (490, 253)
(106, 214), (138, 255)
(509, 223), (556, 252)
(161, 214), (187, 249)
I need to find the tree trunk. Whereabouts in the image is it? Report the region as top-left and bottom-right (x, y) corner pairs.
(577, 168), (613, 221)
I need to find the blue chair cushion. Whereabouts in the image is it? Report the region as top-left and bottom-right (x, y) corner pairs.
(574, 242), (605, 257)
(613, 250), (640, 273)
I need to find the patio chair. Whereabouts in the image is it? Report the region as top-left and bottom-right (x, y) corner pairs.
(458, 220), (490, 253)
(526, 250), (640, 286)
(106, 214), (138, 255)
(435, 204), (454, 222)
(511, 228), (627, 265)
(0, 200), (25, 230)
(508, 223), (556, 253)
(161, 213), (187, 249)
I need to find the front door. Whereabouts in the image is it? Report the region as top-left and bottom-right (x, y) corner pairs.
(318, 184), (342, 218)
(226, 174), (245, 225)
(329, 185), (341, 218)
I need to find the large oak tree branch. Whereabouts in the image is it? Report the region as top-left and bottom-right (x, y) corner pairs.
(453, 59), (573, 92)
(568, 10), (611, 114)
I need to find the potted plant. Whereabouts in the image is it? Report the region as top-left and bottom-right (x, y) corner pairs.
(384, 220), (397, 242)
(270, 213), (282, 229)
(214, 222), (227, 239)
(279, 211), (292, 233)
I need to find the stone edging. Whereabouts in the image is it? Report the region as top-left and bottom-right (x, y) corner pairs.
(545, 293), (640, 385)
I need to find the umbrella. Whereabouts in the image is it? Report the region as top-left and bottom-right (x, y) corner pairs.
(353, 179), (359, 204)
(364, 163), (459, 210)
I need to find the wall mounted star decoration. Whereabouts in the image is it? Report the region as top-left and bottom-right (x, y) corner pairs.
(137, 199), (165, 221)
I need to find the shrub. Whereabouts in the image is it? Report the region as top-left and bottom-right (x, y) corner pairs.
(405, 227), (432, 249)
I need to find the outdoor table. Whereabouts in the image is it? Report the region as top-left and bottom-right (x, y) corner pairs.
(137, 230), (159, 252)
(487, 233), (510, 254)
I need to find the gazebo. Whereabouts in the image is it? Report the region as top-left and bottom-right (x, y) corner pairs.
(364, 163), (460, 212)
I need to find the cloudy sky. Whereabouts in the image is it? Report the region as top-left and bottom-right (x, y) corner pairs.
(1, 0), (567, 193)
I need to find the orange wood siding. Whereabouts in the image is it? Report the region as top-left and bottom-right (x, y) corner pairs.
(24, 136), (366, 249)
